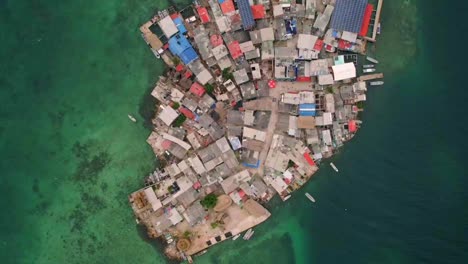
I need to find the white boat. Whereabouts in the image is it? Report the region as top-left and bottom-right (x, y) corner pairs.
(194, 250), (207, 257)
(232, 234), (241, 241)
(283, 195), (291, 201)
(370, 81), (384, 86)
(305, 192), (316, 203)
(363, 64), (374, 68)
(330, 162), (339, 172)
(243, 229), (253, 240)
(128, 114), (137, 122)
(377, 23), (381, 34)
(363, 68), (376, 73)
(244, 230), (255, 240)
(151, 48), (161, 59)
(366, 56), (379, 64)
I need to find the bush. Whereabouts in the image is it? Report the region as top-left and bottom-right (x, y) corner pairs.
(172, 115), (186, 127)
(183, 231), (192, 238)
(326, 87), (334, 94)
(210, 222), (219, 229)
(356, 101), (364, 109)
(200, 193), (218, 209)
(222, 68), (233, 81)
(171, 102), (180, 109)
(205, 83), (214, 94)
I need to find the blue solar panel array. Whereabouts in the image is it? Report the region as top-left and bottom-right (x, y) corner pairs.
(238, 0), (255, 29)
(330, 0), (368, 33)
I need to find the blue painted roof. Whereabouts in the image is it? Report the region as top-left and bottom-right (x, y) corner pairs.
(179, 47), (198, 65)
(238, 0), (255, 29)
(168, 34), (191, 56)
(168, 34), (198, 64)
(299, 104), (316, 116)
(172, 17), (187, 34)
(330, 0), (368, 33)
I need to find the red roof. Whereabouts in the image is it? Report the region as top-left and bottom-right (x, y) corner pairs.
(184, 70), (192, 79)
(175, 64), (184, 72)
(170, 13), (179, 20)
(228, 41), (243, 59)
(348, 120), (357, 133)
(296, 76), (312, 82)
(197, 7), (211, 23)
(251, 5), (265, 19)
(338, 39), (353, 50)
(179, 107), (195, 120)
(162, 140), (172, 150)
(210, 35), (223, 47)
(220, 0), (235, 14)
(238, 189), (246, 198)
(163, 43), (169, 50)
(303, 152), (316, 166)
(284, 178), (291, 185)
(359, 4), (374, 36)
(193, 181), (202, 190)
(314, 39), (324, 51)
(190, 82), (206, 97)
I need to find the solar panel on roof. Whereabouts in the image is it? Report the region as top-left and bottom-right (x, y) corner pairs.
(237, 0), (255, 29)
(330, 0), (368, 33)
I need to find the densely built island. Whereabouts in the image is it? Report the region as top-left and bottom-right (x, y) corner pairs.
(129, 0), (384, 261)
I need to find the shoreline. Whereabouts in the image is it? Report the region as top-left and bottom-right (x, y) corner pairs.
(131, 0), (384, 261)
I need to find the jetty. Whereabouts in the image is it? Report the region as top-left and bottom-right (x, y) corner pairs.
(358, 73), (384, 82)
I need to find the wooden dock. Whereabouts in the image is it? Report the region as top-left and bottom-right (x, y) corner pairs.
(364, 0), (384, 42)
(357, 73), (384, 82)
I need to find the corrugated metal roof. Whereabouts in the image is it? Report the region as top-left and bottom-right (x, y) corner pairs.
(172, 17), (187, 34)
(238, 0), (255, 29)
(330, 0), (368, 33)
(299, 103), (316, 116)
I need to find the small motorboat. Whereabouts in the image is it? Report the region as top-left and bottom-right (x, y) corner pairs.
(370, 81), (384, 86)
(305, 192), (316, 203)
(128, 114), (137, 122)
(232, 234), (241, 241)
(330, 162), (339, 172)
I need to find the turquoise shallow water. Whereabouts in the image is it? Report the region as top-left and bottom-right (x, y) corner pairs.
(1, 0), (468, 263)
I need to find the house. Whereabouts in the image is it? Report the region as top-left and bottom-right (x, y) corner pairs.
(183, 203), (207, 226)
(332, 62), (356, 81)
(330, 0), (368, 34)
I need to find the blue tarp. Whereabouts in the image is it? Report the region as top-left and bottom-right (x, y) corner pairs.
(286, 19), (297, 35)
(238, 0), (255, 29)
(218, 0), (225, 3)
(168, 34), (198, 64)
(330, 0), (368, 33)
(242, 160), (260, 169)
(299, 104), (316, 116)
(172, 17), (187, 34)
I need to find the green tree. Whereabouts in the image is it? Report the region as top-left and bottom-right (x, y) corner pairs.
(356, 101), (364, 109)
(171, 102), (180, 109)
(172, 115), (186, 127)
(205, 83), (214, 94)
(200, 193), (218, 209)
(222, 68), (233, 81)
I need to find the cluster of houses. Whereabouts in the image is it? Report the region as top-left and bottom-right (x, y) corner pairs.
(131, 0), (382, 259)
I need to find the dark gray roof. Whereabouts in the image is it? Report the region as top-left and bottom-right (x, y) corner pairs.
(330, 0), (368, 33)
